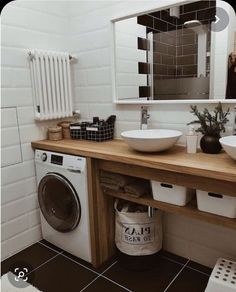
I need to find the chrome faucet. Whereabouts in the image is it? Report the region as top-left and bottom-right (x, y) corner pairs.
(140, 106), (150, 130)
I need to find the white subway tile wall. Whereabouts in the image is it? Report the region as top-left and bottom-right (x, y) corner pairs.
(1, 0), (236, 266)
(1, 1), (70, 260)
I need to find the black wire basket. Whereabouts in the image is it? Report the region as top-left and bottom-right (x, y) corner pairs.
(86, 123), (115, 142)
(70, 122), (89, 140)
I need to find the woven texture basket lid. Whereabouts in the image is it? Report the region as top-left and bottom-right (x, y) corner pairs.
(59, 122), (70, 129)
(48, 126), (62, 133)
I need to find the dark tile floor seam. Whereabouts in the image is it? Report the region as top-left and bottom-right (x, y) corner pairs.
(38, 241), (62, 254)
(26, 251), (64, 276)
(159, 255), (187, 267)
(37, 241), (101, 276)
(60, 253), (101, 276)
(101, 274), (133, 292)
(160, 254), (211, 276)
(185, 265), (211, 277)
(79, 261), (133, 292)
(163, 259), (190, 292)
(79, 274), (101, 292)
(98, 262), (133, 292)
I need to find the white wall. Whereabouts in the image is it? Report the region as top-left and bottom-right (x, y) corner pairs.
(115, 17), (147, 99)
(68, 0), (236, 267)
(1, 0), (70, 260)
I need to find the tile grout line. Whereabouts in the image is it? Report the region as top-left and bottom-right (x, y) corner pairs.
(79, 275), (101, 292)
(80, 261), (133, 292)
(100, 261), (118, 276)
(160, 254), (211, 276)
(101, 274), (133, 292)
(163, 259), (190, 292)
(26, 252), (63, 276)
(79, 261), (118, 292)
(159, 255), (186, 267)
(60, 253), (100, 276)
(37, 241), (62, 254)
(99, 261), (133, 292)
(185, 265), (211, 277)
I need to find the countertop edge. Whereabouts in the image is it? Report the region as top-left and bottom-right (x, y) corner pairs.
(31, 140), (236, 183)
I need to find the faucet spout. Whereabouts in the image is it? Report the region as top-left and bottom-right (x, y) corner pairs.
(140, 106), (150, 130)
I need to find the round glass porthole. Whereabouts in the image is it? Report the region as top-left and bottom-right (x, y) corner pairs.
(38, 173), (81, 232)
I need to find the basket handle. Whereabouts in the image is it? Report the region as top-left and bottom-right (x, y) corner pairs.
(160, 183), (173, 189)
(208, 192), (223, 199)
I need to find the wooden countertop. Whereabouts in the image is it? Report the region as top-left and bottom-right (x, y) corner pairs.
(31, 139), (236, 183)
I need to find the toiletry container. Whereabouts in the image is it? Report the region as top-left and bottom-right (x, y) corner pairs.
(186, 125), (198, 154)
(151, 181), (194, 206)
(196, 190), (236, 218)
(205, 258), (236, 292)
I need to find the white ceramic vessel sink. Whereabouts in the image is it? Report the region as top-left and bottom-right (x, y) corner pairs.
(220, 136), (236, 160)
(121, 129), (182, 152)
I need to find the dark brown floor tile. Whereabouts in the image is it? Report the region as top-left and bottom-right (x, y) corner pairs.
(187, 260), (212, 275)
(28, 254), (97, 292)
(166, 266), (210, 292)
(104, 256), (183, 292)
(62, 250), (117, 274)
(158, 250), (188, 265)
(39, 239), (63, 253)
(85, 276), (128, 292)
(1, 243), (57, 276)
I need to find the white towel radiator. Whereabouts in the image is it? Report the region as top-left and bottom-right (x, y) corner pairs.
(28, 49), (73, 121)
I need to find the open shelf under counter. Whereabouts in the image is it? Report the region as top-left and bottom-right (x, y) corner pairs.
(103, 188), (236, 230)
(31, 139), (236, 267)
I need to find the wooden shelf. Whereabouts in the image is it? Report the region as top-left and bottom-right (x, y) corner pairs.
(103, 188), (236, 230)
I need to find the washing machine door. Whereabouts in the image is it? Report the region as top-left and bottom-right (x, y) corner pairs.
(38, 173), (81, 233)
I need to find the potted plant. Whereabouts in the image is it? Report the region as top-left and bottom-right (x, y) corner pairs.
(188, 102), (230, 154)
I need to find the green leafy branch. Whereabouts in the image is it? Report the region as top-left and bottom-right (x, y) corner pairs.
(187, 102), (230, 135)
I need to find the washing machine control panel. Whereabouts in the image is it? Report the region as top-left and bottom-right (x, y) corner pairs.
(35, 149), (86, 171)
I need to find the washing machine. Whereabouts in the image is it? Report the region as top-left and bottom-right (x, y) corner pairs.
(35, 149), (92, 263)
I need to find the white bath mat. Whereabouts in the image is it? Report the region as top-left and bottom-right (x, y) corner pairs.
(1, 272), (42, 292)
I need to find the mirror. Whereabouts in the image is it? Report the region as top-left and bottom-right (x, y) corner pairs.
(112, 0), (236, 103)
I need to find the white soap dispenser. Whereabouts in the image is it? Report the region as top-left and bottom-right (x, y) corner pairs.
(186, 125), (198, 154)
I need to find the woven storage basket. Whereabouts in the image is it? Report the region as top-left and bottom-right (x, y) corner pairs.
(58, 121), (71, 139)
(48, 126), (62, 141)
(86, 123), (115, 142)
(70, 122), (89, 140)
